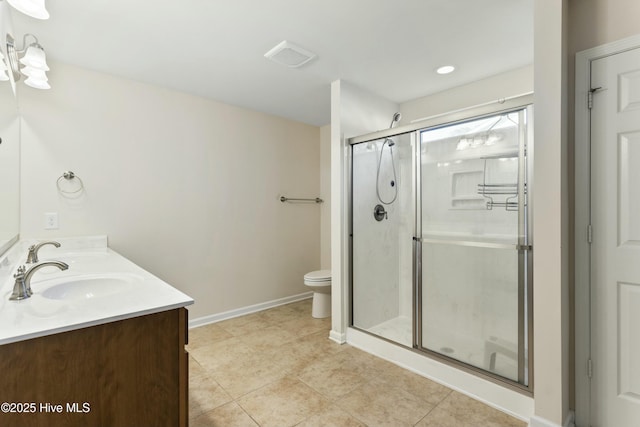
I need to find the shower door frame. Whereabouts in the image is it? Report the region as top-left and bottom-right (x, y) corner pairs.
(415, 104), (534, 393)
(348, 94), (534, 394)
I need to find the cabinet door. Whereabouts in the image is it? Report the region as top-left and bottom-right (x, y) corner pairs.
(0, 309), (187, 427)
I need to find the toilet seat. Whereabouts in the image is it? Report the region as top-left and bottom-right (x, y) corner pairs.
(304, 269), (331, 284)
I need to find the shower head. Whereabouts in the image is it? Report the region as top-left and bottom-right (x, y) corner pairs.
(389, 112), (401, 129)
(385, 138), (395, 147)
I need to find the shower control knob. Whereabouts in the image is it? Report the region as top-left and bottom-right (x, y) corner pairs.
(373, 204), (388, 221)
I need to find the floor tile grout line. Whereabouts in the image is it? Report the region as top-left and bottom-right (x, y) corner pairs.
(234, 396), (266, 427)
(336, 372), (440, 427)
(412, 399), (441, 427)
(294, 374), (358, 404)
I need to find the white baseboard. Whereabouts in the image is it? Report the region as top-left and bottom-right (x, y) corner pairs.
(329, 329), (346, 344)
(188, 291), (313, 328)
(529, 411), (575, 427)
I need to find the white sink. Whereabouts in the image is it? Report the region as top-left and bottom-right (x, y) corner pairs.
(41, 274), (141, 300)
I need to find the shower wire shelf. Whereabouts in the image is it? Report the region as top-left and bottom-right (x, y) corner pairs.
(477, 183), (526, 211)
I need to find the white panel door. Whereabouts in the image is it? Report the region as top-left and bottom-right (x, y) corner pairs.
(591, 47), (640, 427)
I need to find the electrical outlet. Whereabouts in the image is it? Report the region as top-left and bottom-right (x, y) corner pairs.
(44, 212), (59, 230)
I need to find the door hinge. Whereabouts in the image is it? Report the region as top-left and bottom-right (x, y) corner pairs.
(587, 358), (593, 378)
(588, 87), (602, 109)
(587, 224), (593, 244)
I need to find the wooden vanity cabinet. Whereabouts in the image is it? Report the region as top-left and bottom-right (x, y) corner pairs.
(0, 308), (189, 427)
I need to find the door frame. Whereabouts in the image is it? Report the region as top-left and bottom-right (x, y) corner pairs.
(574, 34), (640, 427)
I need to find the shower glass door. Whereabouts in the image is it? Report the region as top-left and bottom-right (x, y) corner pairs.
(351, 132), (415, 347)
(418, 107), (531, 385)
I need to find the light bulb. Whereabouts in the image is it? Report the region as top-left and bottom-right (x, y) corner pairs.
(19, 45), (49, 71)
(7, 0), (49, 20)
(24, 75), (51, 89)
(436, 65), (455, 75)
(21, 65), (48, 79)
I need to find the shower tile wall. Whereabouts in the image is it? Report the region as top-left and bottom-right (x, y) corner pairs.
(420, 132), (519, 237)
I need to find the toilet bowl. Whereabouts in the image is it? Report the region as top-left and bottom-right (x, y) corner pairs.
(303, 269), (331, 318)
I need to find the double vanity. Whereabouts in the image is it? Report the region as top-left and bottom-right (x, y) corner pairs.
(0, 236), (194, 427)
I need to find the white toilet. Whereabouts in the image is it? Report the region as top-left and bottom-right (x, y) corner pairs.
(303, 269), (331, 318)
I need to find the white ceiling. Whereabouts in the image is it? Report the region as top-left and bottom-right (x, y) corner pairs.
(10, 0), (533, 127)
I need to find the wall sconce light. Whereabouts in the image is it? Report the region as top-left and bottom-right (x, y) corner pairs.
(6, 33), (50, 89)
(7, 0), (49, 20)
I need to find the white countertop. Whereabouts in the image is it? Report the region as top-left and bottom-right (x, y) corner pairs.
(0, 236), (194, 345)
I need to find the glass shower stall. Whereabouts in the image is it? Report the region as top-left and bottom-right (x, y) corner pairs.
(350, 103), (533, 389)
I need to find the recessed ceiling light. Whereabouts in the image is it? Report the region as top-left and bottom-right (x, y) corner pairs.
(264, 40), (317, 68)
(436, 65), (455, 75)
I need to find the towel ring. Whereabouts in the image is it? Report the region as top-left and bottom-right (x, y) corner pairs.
(56, 171), (84, 195)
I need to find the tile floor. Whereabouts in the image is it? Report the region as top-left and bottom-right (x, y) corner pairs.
(187, 299), (526, 427)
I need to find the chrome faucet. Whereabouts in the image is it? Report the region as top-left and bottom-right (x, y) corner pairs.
(10, 261), (69, 301)
(26, 241), (61, 263)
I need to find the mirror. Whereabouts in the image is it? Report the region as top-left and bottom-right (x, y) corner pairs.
(0, 79), (20, 255)
(0, 11), (20, 255)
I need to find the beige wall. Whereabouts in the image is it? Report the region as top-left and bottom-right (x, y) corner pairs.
(320, 124), (331, 269)
(400, 65), (533, 123)
(569, 0), (640, 54)
(19, 61), (321, 320)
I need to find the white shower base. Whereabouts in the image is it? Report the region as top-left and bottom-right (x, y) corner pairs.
(365, 316), (519, 381)
(367, 315), (413, 347)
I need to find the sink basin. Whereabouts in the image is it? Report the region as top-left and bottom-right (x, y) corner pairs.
(41, 274), (141, 300)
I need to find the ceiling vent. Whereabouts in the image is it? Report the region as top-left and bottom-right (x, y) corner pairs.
(264, 40), (316, 68)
